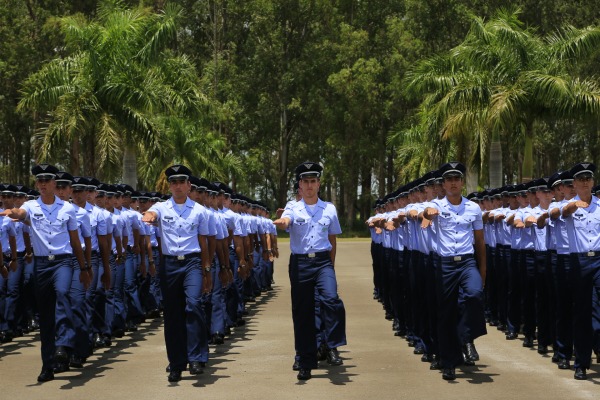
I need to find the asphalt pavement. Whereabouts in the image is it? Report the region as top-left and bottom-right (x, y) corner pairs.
(0, 240), (598, 399)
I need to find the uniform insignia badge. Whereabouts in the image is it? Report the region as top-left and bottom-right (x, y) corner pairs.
(303, 163), (313, 170)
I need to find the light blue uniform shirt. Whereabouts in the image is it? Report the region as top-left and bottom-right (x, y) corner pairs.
(515, 207), (535, 250)
(367, 213), (383, 244)
(282, 198), (342, 254)
(386, 210), (405, 251)
(74, 204), (92, 250)
(85, 203), (108, 252)
(148, 197), (210, 256)
(552, 200), (570, 255)
(13, 221), (28, 252)
(562, 196), (600, 253)
(524, 206), (548, 252)
(431, 197), (483, 257)
(21, 197), (79, 256)
(0, 217), (16, 253)
(109, 211), (124, 254)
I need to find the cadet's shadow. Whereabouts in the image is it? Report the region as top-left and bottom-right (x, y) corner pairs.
(587, 364), (600, 385)
(320, 364), (357, 385)
(58, 319), (163, 389)
(456, 364), (498, 384)
(0, 333), (40, 359)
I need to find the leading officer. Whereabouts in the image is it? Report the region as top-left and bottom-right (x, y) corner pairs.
(422, 162), (487, 381)
(1, 164), (90, 382)
(141, 165), (213, 383)
(273, 161), (346, 381)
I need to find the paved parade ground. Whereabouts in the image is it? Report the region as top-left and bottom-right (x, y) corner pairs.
(0, 240), (598, 399)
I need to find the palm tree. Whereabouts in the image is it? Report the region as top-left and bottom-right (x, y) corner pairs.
(403, 8), (600, 186)
(18, 0), (206, 185)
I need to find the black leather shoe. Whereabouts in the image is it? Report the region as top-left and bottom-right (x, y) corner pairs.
(489, 320), (499, 327)
(1, 330), (13, 343)
(430, 358), (441, 370)
(413, 345), (425, 355)
(574, 367), (587, 380)
(551, 353), (560, 363)
(558, 359), (571, 370)
(442, 368), (456, 381)
(126, 321), (138, 332)
(537, 345), (548, 354)
(70, 355), (84, 368)
(326, 348), (343, 366)
(168, 370), (182, 382)
(522, 336), (534, 348)
(54, 346), (69, 364)
(297, 369), (311, 380)
(317, 344), (327, 361)
(113, 328), (125, 338)
(497, 323), (507, 332)
(189, 361), (204, 375)
(53, 362), (70, 374)
(212, 333), (224, 345)
(421, 353), (433, 362)
(37, 368), (54, 382)
(236, 318), (246, 327)
(505, 332), (518, 340)
(462, 352), (475, 366)
(292, 360), (300, 371)
(407, 340), (416, 347)
(385, 312), (393, 320)
(463, 342), (479, 361)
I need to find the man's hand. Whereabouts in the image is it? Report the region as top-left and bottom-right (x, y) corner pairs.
(421, 218), (432, 229)
(574, 200), (590, 209)
(514, 220), (525, 229)
(0, 264), (7, 279)
(80, 269), (92, 290)
(101, 269), (111, 290)
(202, 270), (213, 294)
(525, 216), (536, 227)
(139, 260), (147, 278)
(25, 253), (33, 263)
(273, 217), (290, 230)
(141, 211), (158, 224)
(149, 261), (156, 277)
(9, 259), (17, 272)
(425, 207), (439, 219)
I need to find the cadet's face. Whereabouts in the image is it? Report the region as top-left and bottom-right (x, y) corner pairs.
(95, 196), (106, 208)
(55, 185), (72, 201)
(13, 195), (26, 207)
(526, 192), (538, 206)
(72, 188), (87, 204)
(87, 189), (97, 203)
(1, 194), (14, 208)
(560, 182), (576, 199)
(573, 176), (594, 197)
(299, 177), (320, 199)
(169, 179), (191, 201)
(442, 176), (463, 196)
(553, 186), (564, 201)
(36, 178), (56, 196)
(517, 194), (529, 207)
(536, 190), (553, 204)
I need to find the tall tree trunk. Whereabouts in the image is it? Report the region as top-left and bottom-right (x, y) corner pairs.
(489, 132), (503, 188)
(70, 134), (80, 175)
(522, 122), (534, 182)
(277, 107), (291, 207)
(122, 143), (137, 187)
(466, 165), (478, 194)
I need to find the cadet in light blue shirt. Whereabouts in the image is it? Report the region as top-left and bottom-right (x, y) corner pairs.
(422, 162), (486, 381)
(560, 162), (600, 380)
(142, 165), (212, 382)
(275, 161), (346, 381)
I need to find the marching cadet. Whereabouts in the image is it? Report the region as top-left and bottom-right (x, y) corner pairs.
(1, 164), (90, 382)
(141, 165), (213, 382)
(0, 185), (19, 343)
(54, 171), (92, 371)
(274, 161), (346, 381)
(422, 162), (486, 381)
(548, 171), (576, 369)
(560, 162), (600, 380)
(137, 191), (162, 318)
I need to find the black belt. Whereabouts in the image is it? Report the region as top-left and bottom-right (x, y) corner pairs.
(164, 252), (201, 261)
(521, 249), (535, 255)
(151, 246), (159, 250)
(292, 251), (329, 260)
(440, 254), (474, 263)
(4, 251), (26, 259)
(34, 254), (72, 262)
(575, 251), (600, 258)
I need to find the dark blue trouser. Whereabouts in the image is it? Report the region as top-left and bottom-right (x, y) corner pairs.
(209, 259), (225, 335)
(507, 249), (522, 334)
(1, 256), (24, 332)
(426, 253), (439, 357)
(436, 256), (486, 369)
(124, 251), (144, 321)
(520, 249), (536, 337)
(571, 253), (600, 369)
(485, 246), (498, 322)
(34, 257), (75, 368)
(70, 257), (89, 358)
(554, 253), (573, 360)
(106, 255), (126, 333)
(496, 245), (510, 326)
(535, 251), (554, 347)
(390, 249), (406, 330)
(289, 254), (346, 369)
(160, 256), (208, 370)
(19, 258), (37, 329)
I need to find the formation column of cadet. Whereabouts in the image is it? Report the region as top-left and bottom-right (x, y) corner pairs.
(368, 161), (600, 381)
(0, 163), (279, 383)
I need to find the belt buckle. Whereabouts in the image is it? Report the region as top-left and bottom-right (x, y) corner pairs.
(308, 253), (316, 258)
(453, 256), (462, 262)
(177, 255), (185, 261)
(587, 251), (595, 257)
(48, 254), (55, 261)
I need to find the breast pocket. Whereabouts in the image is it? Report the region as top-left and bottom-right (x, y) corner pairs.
(161, 217), (177, 234)
(293, 218), (310, 235)
(30, 215), (46, 230)
(573, 214), (588, 230)
(438, 215), (454, 229)
(317, 217), (331, 233)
